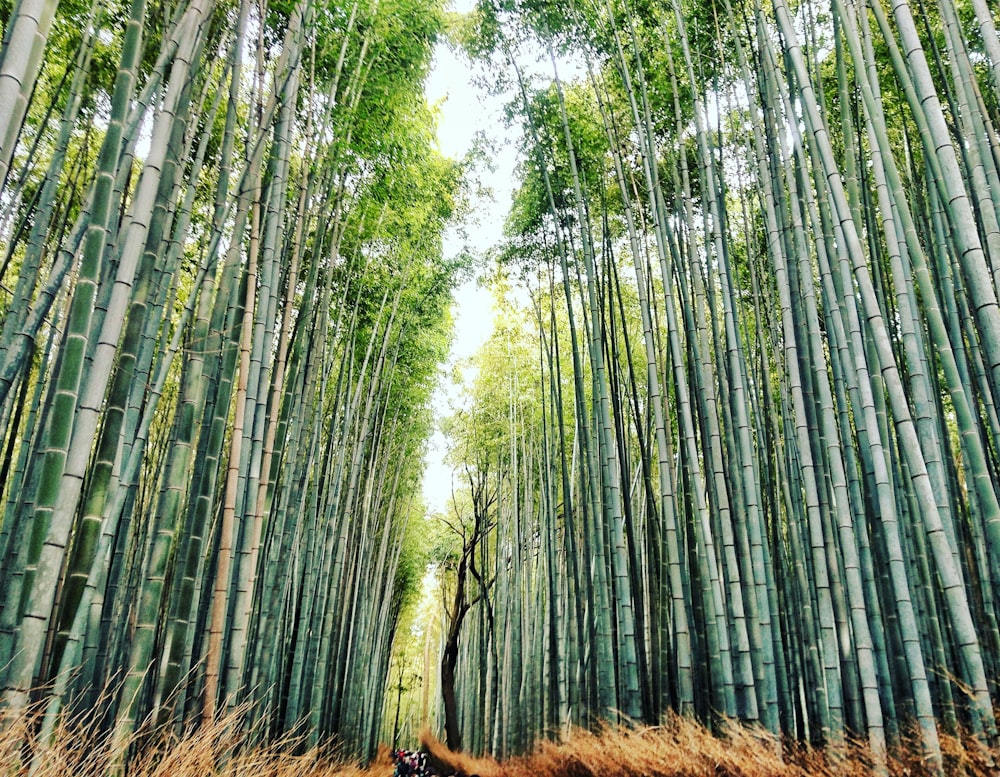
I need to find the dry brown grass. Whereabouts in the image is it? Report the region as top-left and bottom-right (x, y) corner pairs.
(3, 707), (997, 776)
(1, 704), (388, 777)
(419, 715), (999, 777)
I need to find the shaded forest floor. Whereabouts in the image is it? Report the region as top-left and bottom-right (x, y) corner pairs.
(6, 711), (998, 777)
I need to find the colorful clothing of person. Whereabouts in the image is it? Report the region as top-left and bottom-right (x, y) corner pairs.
(392, 749), (433, 776)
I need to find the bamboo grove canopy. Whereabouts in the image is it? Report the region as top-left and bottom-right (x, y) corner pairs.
(0, 0), (999, 773)
(0, 0), (465, 760)
(429, 0), (1000, 773)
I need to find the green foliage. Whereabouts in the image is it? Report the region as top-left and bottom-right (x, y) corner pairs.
(343, 0), (445, 157)
(4, 0), (1000, 765)
(500, 82), (609, 275)
(0, 0), (468, 761)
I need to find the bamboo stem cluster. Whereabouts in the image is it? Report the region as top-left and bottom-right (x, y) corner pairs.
(441, 0), (1000, 771)
(0, 0), (461, 761)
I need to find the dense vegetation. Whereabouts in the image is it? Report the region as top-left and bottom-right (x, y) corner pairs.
(424, 0), (1000, 773)
(1, 0), (999, 773)
(4, 711), (999, 776)
(0, 0), (465, 763)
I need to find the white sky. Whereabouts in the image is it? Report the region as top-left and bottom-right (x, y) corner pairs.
(421, 1), (517, 515)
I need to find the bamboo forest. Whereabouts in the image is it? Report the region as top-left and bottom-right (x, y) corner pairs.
(1, 0), (1000, 773)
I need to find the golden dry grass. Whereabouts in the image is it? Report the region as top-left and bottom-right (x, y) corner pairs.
(418, 715), (998, 777)
(3, 707), (997, 776)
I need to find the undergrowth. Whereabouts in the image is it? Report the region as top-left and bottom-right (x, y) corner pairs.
(3, 705), (996, 776)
